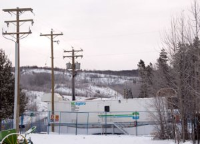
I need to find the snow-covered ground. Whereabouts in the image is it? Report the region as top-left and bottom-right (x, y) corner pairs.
(25, 91), (48, 112)
(29, 134), (191, 144)
(21, 69), (64, 75)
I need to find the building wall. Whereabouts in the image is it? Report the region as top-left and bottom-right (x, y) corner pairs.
(47, 98), (157, 123)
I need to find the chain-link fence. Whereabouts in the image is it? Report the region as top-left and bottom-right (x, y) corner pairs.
(1, 110), (178, 135)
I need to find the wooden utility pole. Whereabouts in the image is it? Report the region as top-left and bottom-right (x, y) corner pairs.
(63, 48), (83, 101)
(40, 29), (63, 132)
(2, 7), (33, 132)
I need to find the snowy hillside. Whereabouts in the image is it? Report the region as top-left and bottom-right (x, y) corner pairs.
(21, 68), (140, 111)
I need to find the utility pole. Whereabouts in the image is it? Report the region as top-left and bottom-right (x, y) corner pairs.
(2, 7), (33, 132)
(64, 48), (83, 101)
(40, 29), (63, 132)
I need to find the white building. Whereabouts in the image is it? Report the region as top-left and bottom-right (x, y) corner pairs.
(42, 93), (159, 135)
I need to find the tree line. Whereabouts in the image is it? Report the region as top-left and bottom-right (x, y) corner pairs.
(20, 66), (139, 77)
(138, 1), (200, 143)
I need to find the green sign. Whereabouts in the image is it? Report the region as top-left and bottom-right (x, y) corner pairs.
(98, 111), (140, 120)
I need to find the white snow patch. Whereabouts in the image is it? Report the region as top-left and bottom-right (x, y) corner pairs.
(22, 69), (63, 75)
(25, 91), (48, 112)
(29, 134), (191, 144)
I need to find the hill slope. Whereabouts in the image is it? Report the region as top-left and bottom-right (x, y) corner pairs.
(20, 68), (140, 111)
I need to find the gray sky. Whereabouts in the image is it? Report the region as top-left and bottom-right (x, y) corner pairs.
(0, 0), (191, 70)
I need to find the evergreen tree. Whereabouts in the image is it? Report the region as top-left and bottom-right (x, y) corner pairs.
(138, 60), (147, 98)
(157, 49), (171, 86)
(146, 63), (154, 96)
(0, 49), (27, 130)
(146, 63), (153, 86)
(138, 60), (154, 98)
(153, 48), (174, 91)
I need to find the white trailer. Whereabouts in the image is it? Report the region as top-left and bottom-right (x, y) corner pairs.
(42, 93), (159, 135)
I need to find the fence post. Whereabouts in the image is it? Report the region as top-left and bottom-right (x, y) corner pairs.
(47, 111), (50, 134)
(136, 120), (138, 136)
(31, 115), (32, 128)
(20, 114), (24, 134)
(105, 112), (107, 135)
(11, 119), (13, 130)
(75, 112), (78, 135)
(87, 112), (89, 135)
(38, 112), (41, 133)
(59, 111), (61, 135)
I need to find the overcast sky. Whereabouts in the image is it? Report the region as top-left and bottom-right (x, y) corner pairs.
(0, 0), (191, 70)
